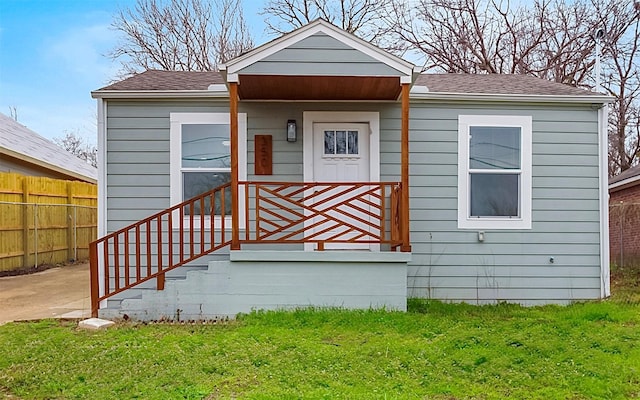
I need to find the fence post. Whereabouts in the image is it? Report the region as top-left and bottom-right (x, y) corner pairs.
(67, 183), (74, 262)
(74, 206), (78, 261)
(34, 203), (38, 268)
(22, 178), (30, 268)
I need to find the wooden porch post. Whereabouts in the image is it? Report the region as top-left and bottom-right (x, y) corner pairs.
(401, 83), (412, 252)
(230, 82), (240, 250)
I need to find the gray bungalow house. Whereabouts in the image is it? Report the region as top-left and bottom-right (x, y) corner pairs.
(91, 20), (612, 320)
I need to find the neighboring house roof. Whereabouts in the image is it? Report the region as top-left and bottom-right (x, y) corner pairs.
(0, 112), (97, 183)
(94, 70), (605, 99)
(609, 164), (640, 192)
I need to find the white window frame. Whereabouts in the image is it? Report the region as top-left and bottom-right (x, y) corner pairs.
(457, 115), (532, 230)
(170, 112), (246, 229)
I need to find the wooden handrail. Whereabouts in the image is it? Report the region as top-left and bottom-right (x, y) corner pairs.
(90, 181), (408, 317)
(90, 183), (232, 317)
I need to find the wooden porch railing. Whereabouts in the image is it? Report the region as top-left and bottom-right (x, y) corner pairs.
(89, 183), (232, 317)
(90, 181), (406, 317)
(239, 181), (403, 250)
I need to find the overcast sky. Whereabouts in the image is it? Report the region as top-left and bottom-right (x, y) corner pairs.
(0, 0), (270, 145)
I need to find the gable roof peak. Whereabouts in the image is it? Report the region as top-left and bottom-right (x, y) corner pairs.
(221, 19), (415, 82)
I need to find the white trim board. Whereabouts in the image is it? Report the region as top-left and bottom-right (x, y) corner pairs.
(598, 105), (610, 298)
(97, 98), (107, 306)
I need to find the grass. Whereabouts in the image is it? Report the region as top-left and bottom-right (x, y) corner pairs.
(0, 267), (639, 399)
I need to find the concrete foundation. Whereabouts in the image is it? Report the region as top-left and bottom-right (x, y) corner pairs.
(100, 250), (410, 321)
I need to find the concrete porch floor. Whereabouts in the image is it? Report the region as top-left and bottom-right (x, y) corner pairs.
(0, 262), (91, 325)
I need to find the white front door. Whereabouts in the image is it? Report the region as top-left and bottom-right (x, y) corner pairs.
(313, 123), (370, 182)
(309, 123), (372, 249)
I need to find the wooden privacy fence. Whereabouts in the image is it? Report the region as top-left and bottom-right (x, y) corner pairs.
(0, 172), (97, 273)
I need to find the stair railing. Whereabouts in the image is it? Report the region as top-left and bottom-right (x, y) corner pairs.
(90, 183), (232, 317)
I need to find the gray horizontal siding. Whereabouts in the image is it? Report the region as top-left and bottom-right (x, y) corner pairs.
(238, 33), (403, 77)
(106, 100), (229, 232)
(105, 97), (603, 304)
(405, 101), (602, 303)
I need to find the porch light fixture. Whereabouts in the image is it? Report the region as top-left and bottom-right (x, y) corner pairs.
(287, 120), (297, 142)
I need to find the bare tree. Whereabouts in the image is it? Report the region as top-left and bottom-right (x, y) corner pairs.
(109, 0), (253, 76)
(596, 0), (640, 175)
(54, 131), (98, 168)
(260, 0), (396, 48)
(388, 0), (639, 175)
(388, 0), (598, 86)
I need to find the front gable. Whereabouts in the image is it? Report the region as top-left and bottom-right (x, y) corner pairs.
(221, 19), (416, 100)
(237, 32), (406, 77)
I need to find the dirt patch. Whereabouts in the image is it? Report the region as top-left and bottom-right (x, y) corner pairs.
(0, 260), (88, 278)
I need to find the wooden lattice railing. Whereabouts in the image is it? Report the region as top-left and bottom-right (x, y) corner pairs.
(239, 181), (403, 250)
(90, 181), (405, 317)
(90, 183), (232, 317)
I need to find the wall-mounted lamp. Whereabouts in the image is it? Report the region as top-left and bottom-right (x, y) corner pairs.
(287, 120), (297, 142)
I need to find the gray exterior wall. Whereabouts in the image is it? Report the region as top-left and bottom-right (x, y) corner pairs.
(104, 98), (603, 304)
(238, 33), (403, 77)
(106, 100), (230, 232)
(406, 101), (602, 304)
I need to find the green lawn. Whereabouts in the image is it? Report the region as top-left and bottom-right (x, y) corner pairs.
(1, 266), (639, 400)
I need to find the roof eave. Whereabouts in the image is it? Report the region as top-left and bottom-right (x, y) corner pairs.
(91, 90), (229, 99)
(410, 92), (615, 104)
(0, 148), (97, 184)
(609, 174), (640, 192)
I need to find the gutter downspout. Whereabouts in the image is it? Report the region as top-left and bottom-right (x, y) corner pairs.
(598, 104), (611, 298)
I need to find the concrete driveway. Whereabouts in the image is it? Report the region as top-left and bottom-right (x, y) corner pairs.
(0, 262), (91, 324)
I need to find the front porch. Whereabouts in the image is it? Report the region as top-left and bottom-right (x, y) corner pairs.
(90, 20), (415, 318)
(90, 179), (412, 318)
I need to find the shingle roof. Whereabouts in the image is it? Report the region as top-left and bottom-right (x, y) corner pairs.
(97, 70), (225, 91)
(96, 70), (599, 98)
(609, 164), (640, 186)
(415, 73), (600, 97)
(0, 112), (97, 183)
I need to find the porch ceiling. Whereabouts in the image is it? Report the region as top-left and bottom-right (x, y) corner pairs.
(236, 75), (402, 101)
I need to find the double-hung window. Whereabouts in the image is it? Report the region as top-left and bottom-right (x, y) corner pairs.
(170, 112), (246, 228)
(457, 115), (532, 229)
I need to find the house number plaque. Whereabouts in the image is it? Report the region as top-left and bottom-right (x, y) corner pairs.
(255, 135), (273, 175)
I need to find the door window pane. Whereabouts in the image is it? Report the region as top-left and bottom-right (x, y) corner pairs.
(183, 172), (232, 215)
(336, 131), (347, 154)
(470, 173), (519, 217)
(347, 131), (358, 155)
(470, 126), (520, 169)
(324, 130), (335, 155)
(182, 124), (230, 168)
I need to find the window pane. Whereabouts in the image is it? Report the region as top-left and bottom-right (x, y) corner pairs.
(324, 130), (335, 154)
(336, 131), (347, 154)
(182, 124), (230, 168)
(347, 131), (358, 155)
(470, 173), (519, 217)
(470, 126), (520, 170)
(183, 172), (232, 215)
